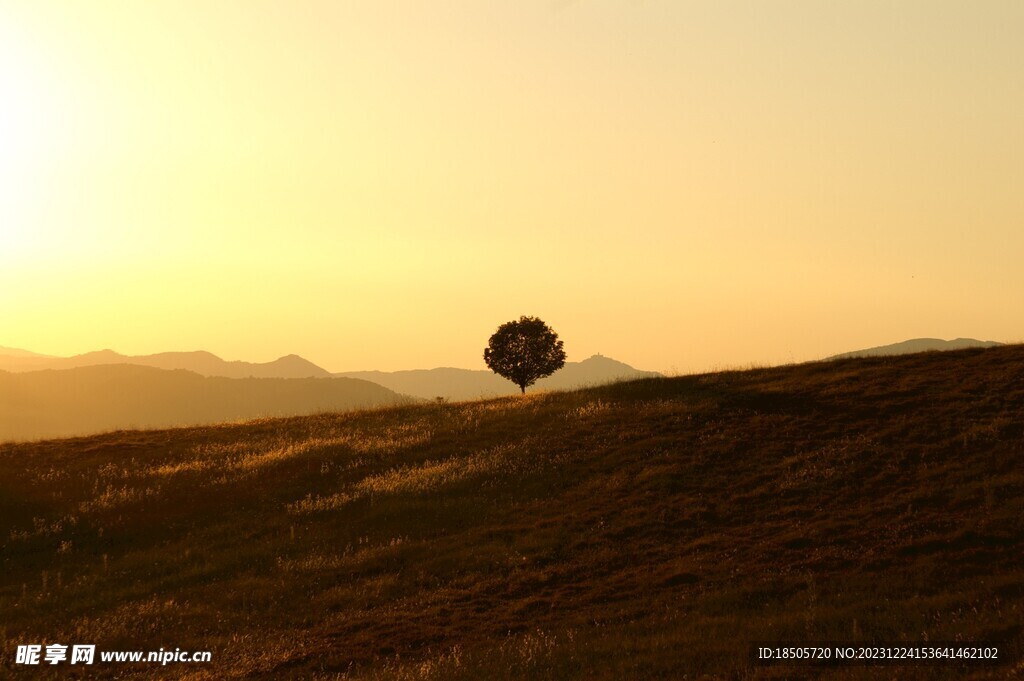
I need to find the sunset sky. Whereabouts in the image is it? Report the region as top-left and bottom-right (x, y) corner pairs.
(2, 1), (1022, 374)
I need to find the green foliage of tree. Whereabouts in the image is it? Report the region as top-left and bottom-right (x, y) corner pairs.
(484, 316), (566, 394)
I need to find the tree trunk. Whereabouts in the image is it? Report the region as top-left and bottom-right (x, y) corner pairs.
(520, 385), (526, 394)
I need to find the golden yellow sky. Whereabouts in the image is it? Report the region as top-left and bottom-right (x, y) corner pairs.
(2, 1), (1022, 373)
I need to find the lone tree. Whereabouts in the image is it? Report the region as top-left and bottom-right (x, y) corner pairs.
(484, 316), (566, 394)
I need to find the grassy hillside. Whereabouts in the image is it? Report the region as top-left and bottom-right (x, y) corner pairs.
(2, 346), (1023, 679)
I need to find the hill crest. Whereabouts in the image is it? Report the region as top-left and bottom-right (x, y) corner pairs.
(828, 337), (1003, 360)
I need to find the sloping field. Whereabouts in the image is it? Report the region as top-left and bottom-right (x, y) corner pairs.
(2, 346), (1022, 679)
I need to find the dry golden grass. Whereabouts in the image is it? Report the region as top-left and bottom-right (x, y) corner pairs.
(1, 345), (1023, 678)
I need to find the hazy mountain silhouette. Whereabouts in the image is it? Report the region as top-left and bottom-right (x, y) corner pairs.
(0, 346), (54, 359)
(0, 347), (659, 401)
(336, 354), (661, 400)
(828, 337), (1003, 360)
(0, 349), (332, 379)
(0, 365), (409, 442)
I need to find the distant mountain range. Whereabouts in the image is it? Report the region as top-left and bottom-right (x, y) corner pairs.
(0, 347), (661, 440)
(0, 365), (407, 442)
(828, 337), (1003, 360)
(0, 349), (331, 379)
(337, 355), (663, 401)
(0, 346), (54, 359)
(0, 347), (661, 401)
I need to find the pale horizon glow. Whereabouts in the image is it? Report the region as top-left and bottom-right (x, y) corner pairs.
(2, 1), (1022, 374)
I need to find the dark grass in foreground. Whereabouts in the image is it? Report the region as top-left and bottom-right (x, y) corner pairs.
(2, 346), (1023, 679)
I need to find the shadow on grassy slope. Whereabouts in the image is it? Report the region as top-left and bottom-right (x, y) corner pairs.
(1, 345), (1022, 679)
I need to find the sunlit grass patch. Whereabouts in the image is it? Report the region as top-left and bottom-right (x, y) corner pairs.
(276, 537), (410, 575)
(288, 441), (543, 515)
(287, 490), (357, 514)
(354, 442), (535, 495)
(152, 458), (216, 477)
(77, 483), (164, 514)
(567, 398), (612, 420)
(193, 427), (431, 477)
(65, 597), (186, 643)
(344, 629), (580, 681)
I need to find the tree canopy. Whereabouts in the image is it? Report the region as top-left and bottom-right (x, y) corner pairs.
(483, 316), (566, 394)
